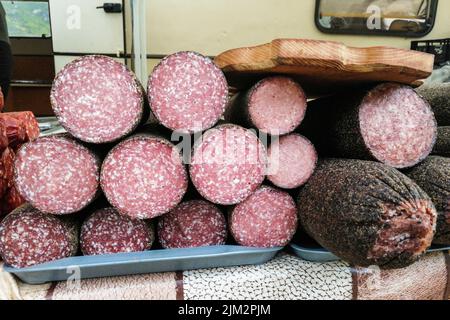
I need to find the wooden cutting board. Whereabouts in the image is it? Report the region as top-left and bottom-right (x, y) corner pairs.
(214, 39), (434, 95)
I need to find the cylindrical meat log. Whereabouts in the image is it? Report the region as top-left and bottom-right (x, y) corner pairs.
(0, 112), (40, 148)
(80, 207), (155, 256)
(267, 134), (317, 189)
(302, 83), (437, 169)
(416, 83), (450, 126)
(406, 156), (450, 245)
(101, 134), (188, 219)
(0, 205), (79, 268)
(225, 76), (307, 135)
(157, 200), (227, 249)
(189, 124), (267, 205)
(51, 55), (147, 144)
(148, 51), (229, 133)
(432, 127), (450, 157)
(14, 135), (100, 215)
(298, 159), (437, 269)
(230, 186), (298, 248)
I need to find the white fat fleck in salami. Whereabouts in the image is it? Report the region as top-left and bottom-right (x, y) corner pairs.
(80, 208), (155, 256)
(189, 124), (267, 205)
(0, 205), (78, 268)
(14, 135), (100, 215)
(230, 186), (298, 248)
(267, 134), (317, 189)
(101, 135), (188, 220)
(51, 55), (145, 144)
(248, 77), (307, 135)
(157, 200), (227, 249)
(359, 83), (437, 168)
(148, 51), (229, 133)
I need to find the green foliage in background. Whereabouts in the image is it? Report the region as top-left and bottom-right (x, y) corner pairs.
(1, 1), (51, 37)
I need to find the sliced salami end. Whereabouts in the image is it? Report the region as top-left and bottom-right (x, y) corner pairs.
(148, 51), (228, 133)
(359, 83), (437, 168)
(0, 205), (79, 268)
(101, 135), (188, 219)
(14, 135), (100, 215)
(157, 200), (227, 249)
(230, 186), (298, 248)
(267, 134), (317, 189)
(248, 77), (307, 135)
(51, 55), (146, 144)
(190, 124), (267, 205)
(80, 207), (155, 256)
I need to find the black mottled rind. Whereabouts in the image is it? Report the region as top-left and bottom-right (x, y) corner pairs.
(297, 159), (436, 269)
(406, 156), (450, 245)
(301, 83), (436, 169)
(417, 84), (450, 126)
(432, 127), (450, 157)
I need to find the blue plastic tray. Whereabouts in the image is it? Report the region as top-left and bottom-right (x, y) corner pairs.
(290, 243), (450, 263)
(3, 245), (283, 285)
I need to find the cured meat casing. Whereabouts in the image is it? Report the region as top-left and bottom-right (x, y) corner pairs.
(148, 51), (229, 133)
(298, 159), (437, 269)
(101, 135), (188, 220)
(80, 207), (155, 256)
(189, 124), (267, 205)
(51, 55), (147, 144)
(157, 200), (227, 249)
(14, 135), (100, 215)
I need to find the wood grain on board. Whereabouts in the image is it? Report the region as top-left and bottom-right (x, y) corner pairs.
(214, 39), (434, 95)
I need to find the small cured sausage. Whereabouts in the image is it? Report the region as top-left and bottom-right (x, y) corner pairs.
(298, 159), (437, 269)
(157, 200), (227, 249)
(51, 55), (147, 144)
(0, 205), (79, 268)
(0, 121), (8, 151)
(417, 83), (450, 126)
(14, 135), (100, 215)
(406, 156), (450, 245)
(189, 124), (267, 205)
(101, 135), (188, 220)
(80, 208), (155, 256)
(0, 112), (40, 147)
(225, 76), (307, 135)
(0, 147), (14, 199)
(267, 134), (317, 189)
(148, 51), (228, 133)
(432, 127), (450, 157)
(1, 186), (26, 217)
(302, 83), (437, 169)
(230, 186), (298, 248)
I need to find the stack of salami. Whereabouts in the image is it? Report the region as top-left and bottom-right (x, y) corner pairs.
(0, 112), (40, 218)
(0, 52), (448, 271)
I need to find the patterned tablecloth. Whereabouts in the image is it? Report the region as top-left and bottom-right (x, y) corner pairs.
(1, 252), (449, 300)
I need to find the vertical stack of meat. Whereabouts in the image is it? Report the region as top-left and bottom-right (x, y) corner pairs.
(0, 51), (447, 271)
(0, 112), (40, 218)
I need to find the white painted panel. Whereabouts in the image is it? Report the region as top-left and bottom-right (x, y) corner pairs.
(49, 0), (124, 54)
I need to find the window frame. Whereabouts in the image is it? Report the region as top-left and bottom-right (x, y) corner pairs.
(2, 0), (52, 39)
(314, 0), (439, 38)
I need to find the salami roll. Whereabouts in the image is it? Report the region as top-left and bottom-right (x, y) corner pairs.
(0, 121), (8, 151)
(101, 135), (188, 219)
(230, 186), (298, 248)
(267, 134), (317, 189)
(80, 208), (155, 256)
(302, 83), (437, 169)
(190, 124), (267, 205)
(148, 51), (228, 133)
(0, 112), (40, 148)
(0, 147), (14, 191)
(51, 55), (147, 144)
(157, 200), (227, 249)
(14, 135), (100, 215)
(406, 156), (450, 245)
(417, 83), (450, 126)
(298, 159), (437, 269)
(432, 127), (450, 157)
(0, 205), (79, 268)
(225, 76), (307, 135)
